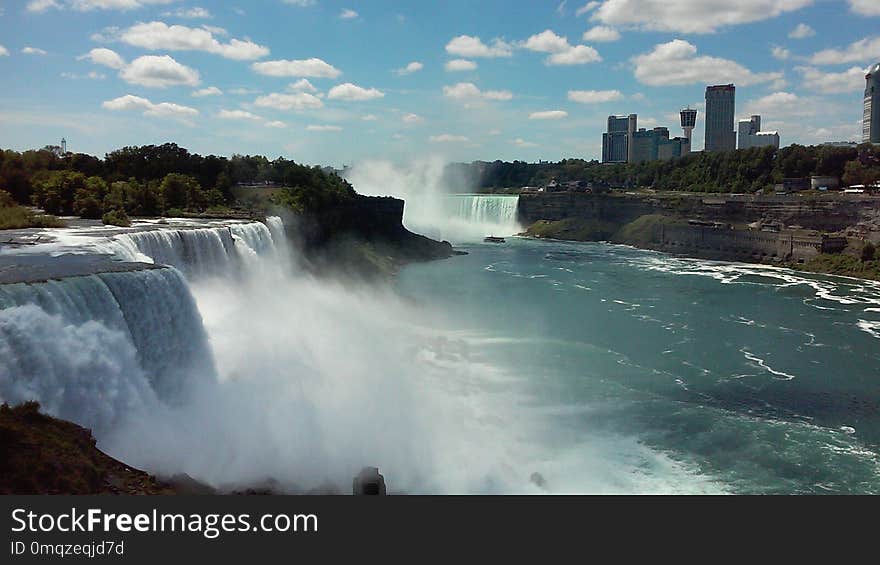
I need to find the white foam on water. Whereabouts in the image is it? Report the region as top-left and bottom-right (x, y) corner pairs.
(741, 349), (797, 381)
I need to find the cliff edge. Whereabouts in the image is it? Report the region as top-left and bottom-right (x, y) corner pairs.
(0, 402), (176, 495)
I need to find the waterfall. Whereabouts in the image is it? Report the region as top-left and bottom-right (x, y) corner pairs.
(403, 194), (521, 243)
(90, 220), (280, 277)
(0, 267), (215, 431)
(0, 217), (290, 432)
(451, 195), (521, 233)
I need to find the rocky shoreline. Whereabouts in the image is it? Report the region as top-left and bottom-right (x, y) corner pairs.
(518, 192), (880, 281)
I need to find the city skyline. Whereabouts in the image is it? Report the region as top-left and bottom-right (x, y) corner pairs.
(0, 1), (879, 166)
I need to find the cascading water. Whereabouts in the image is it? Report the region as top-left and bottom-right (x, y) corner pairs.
(0, 268), (214, 431)
(344, 159), (522, 243)
(0, 219), (283, 432)
(445, 194), (521, 239)
(91, 221), (279, 277)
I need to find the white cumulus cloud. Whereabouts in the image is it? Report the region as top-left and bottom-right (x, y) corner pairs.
(809, 36), (880, 65)
(771, 46), (790, 61)
(218, 109), (262, 120)
(254, 92), (324, 111)
(394, 61), (423, 76)
(547, 45), (601, 65)
(590, 0), (812, 34)
(567, 89), (623, 103)
(849, 0), (880, 16)
(307, 124), (343, 131)
(289, 79), (319, 92)
(581, 26), (620, 42)
(29, 0), (176, 12)
(252, 58), (341, 78)
(788, 23), (815, 39)
(163, 7), (211, 19)
(530, 110), (569, 120)
(192, 86), (222, 97)
(443, 82), (513, 102)
(119, 55), (200, 88)
(102, 94), (198, 120)
(796, 66), (869, 94)
(632, 39), (782, 86)
(327, 83), (384, 101)
(78, 47), (126, 69)
(22, 47), (48, 55)
(445, 59), (477, 72)
(119, 21), (269, 60)
(522, 29), (571, 53)
(521, 29), (601, 65)
(445, 35), (513, 58)
(576, 2), (600, 17)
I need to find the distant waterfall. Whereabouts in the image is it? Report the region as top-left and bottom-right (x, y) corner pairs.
(405, 194), (521, 243)
(451, 195), (520, 232)
(0, 267), (215, 431)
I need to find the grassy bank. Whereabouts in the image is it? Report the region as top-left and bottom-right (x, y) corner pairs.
(0, 205), (65, 230)
(794, 253), (880, 281)
(524, 218), (620, 241)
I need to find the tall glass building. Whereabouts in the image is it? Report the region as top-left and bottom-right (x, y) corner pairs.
(602, 114), (637, 163)
(705, 84), (736, 152)
(864, 63), (880, 144)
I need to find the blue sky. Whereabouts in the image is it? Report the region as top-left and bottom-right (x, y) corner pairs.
(0, 0), (878, 166)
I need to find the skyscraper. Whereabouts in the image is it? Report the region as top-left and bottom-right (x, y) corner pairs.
(602, 114), (637, 163)
(864, 63), (880, 144)
(738, 115), (760, 149)
(739, 115), (779, 150)
(704, 84), (736, 152)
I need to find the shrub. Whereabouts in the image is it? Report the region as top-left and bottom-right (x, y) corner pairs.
(102, 208), (131, 227)
(862, 242), (876, 262)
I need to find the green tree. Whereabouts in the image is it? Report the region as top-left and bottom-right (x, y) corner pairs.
(73, 176), (108, 219)
(159, 173), (201, 211)
(31, 171), (86, 215)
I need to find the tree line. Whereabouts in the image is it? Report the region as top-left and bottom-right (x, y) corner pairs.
(457, 143), (880, 193)
(0, 143), (355, 226)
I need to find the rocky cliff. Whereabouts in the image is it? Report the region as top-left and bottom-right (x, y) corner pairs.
(289, 195), (459, 279)
(519, 192), (878, 266)
(518, 192), (876, 232)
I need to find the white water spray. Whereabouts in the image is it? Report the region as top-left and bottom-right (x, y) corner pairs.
(345, 159), (522, 243)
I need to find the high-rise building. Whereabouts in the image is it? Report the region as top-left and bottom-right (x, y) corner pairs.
(749, 131), (780, 149)
(865, 62), (880, 144)
(738, 115), (760, 149)
(705, 84), (736, 152)
(739, 115), (780, 150)
(680, 108), (697, 152)
(602, 114), (637, 163)
(630, 127), (690, 163)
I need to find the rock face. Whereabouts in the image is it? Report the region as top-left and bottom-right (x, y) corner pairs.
(294, 195), (458, 278)
(518, 192), (876, 233)
(0, 402), (175, 495)
(519, 192), (876, 264)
